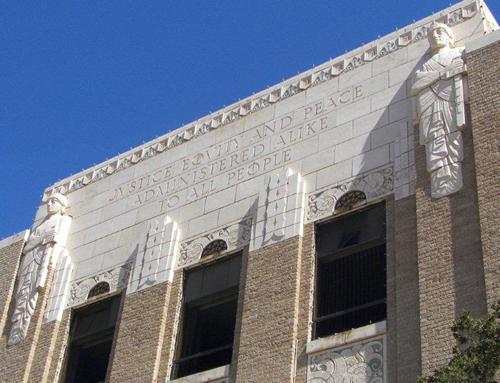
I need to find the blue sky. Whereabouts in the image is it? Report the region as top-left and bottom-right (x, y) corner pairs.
(1, 1), (498, 239)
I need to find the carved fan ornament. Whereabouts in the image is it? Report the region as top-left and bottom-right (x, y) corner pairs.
(87, 281), (110, 299)
(335, 191), (367, 211)
(201, 239), (228, 258)
(307, 167), (393, 222)
(67, 264), (131, 308)
(178, 218), (252, 268)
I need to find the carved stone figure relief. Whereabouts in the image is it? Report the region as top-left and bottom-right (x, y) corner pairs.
(308, 338), (385, 383)
(67, 263), (131, 307)
(128, 215), (180, 294)
(9, 193), (72, 345)
(411, 22), (467, 198)
(177, 218), (252, 269)
(306, 167), (393, 222)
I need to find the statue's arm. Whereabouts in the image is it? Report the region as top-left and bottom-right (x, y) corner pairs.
(52, 215), (72, 247)
(24, 230), (44, 252)
(442, 58), (466, 80)
(411, 69), (440, 96)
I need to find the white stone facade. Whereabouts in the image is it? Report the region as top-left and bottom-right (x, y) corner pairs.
(12, 0), (495, 321)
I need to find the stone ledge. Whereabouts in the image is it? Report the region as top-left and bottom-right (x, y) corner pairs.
(306, 320), (386, 355)
(465, 28), (500, 52)
(0, 230), (29, 249)
(166, 365), (230, 383)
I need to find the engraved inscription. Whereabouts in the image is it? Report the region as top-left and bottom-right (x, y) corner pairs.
(107, 87), (363, 214)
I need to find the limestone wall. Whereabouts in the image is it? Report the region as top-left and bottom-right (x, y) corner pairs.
(0, 1), (498, 382)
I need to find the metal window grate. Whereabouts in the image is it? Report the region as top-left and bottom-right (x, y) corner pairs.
(315, 203), (386, 339)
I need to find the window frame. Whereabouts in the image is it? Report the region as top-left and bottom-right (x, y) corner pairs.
(313, 201), (387, 340)
(172, 251), (243, 379)
(61, 292), (123, 383)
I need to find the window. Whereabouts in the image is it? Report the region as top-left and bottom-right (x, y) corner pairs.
(314, 202), (386, 339)
(173, 253), (242, 379)
(63, 294), (121, 383)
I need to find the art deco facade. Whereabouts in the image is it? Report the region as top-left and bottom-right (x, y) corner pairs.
(0, 1), (498, 382)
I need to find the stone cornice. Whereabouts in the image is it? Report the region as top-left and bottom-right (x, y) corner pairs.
(43, 0), (482, 202)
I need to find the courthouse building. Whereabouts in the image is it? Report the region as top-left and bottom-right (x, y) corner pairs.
(1, 1), (498, 382)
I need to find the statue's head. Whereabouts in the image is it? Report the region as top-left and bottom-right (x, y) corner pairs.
(46, 193), (68, 215)
(428, 22), (455, 51)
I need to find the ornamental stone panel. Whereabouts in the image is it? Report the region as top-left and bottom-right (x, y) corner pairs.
(308, 336), (386, 383)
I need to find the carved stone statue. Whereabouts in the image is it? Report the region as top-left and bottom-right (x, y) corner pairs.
(8, 193), (71, 345)
(411, 22), (467, 198)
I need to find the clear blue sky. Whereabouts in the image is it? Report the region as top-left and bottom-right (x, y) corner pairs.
(1, 1), (498, 239)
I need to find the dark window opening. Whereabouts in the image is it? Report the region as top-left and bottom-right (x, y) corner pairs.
(174, 254), (242, 379)
(63, 295), (121, 383)
(314, 203), (386, 339)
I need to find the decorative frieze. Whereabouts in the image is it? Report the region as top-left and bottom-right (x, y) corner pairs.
(306, 167), (393, 222)
(67, 263), (131, 307)
(308, 337), (385, 383)
(43, 1), (478, 201)
(128, 215), (180, 294)
(177, 218), (252, 269)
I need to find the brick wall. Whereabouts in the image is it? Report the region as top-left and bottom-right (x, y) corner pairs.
(467, 40), (500, 309)
(415, 61), (488, 374)
(157, 272), (183, 382)
(391, 196), (422, 382)
(27, 310), (71, 383)
(0, 234), (25, 342)
(0, 267), (56, 383)
(294, 223), (315, 383)
(108, 283), (172, 382)
(235, 236), (302, 383)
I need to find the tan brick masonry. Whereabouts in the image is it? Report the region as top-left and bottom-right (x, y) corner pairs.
(235, 236), (302, 383)
(467, 41), (500, 309)
(108, 282), (172, 382)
